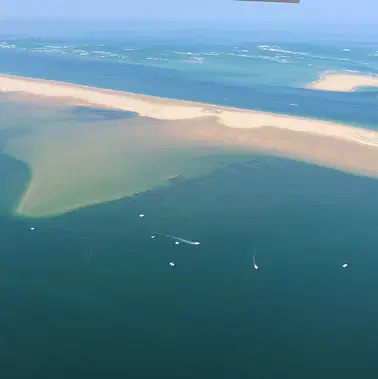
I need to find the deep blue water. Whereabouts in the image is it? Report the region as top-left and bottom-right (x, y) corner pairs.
(1, 22), (378, 379)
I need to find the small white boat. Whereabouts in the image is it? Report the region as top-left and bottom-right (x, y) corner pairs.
(30, 227), (35, 231)
(342, 263), (348, 268)
(138, 213), (145, 218)
(151, 235), (156, 239)
(169, 262), (176, 267)
(175, 241), (180, 245)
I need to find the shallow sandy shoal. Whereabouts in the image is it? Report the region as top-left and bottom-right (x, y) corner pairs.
(308, 73), (378, 92)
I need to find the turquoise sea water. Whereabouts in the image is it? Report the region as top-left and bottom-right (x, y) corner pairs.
(1, 21), (378, 378)
(1, 22), (378, 127)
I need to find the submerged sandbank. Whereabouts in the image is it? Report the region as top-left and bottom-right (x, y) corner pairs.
(309, 73), (378, 92)
(2, 73), (378, 218)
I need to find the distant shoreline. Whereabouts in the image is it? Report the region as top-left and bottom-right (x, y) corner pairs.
(308, 72), (378, 92)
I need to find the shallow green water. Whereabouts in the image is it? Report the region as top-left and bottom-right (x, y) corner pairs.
(0, 153), (30, 214)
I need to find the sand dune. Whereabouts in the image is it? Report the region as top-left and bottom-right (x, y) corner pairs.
(309, 73), (378, 92)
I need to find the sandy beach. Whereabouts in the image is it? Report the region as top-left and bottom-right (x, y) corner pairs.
(2, 72), (378, 217)
(309, 73), (378, 92)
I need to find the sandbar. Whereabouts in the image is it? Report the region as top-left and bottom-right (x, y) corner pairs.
(2, 73), (378, 218)
(309, 73), (378, 92)
(1, 73), (378, 146)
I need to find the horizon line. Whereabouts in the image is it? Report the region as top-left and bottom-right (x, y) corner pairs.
(0, 17), (376, 23)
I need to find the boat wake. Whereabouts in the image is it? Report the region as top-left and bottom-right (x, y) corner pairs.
(253, 252), (259, 270)
(164, 234), (200, 245)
